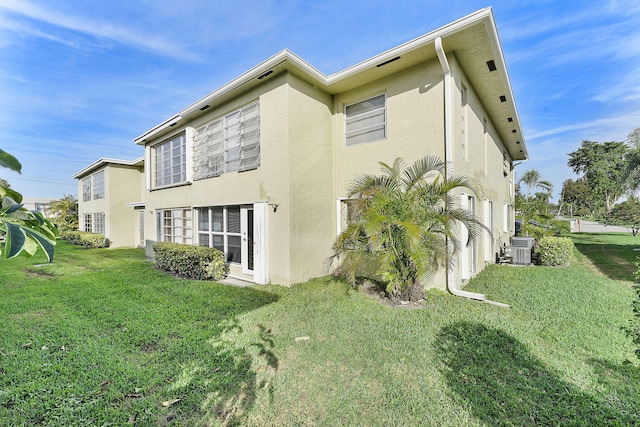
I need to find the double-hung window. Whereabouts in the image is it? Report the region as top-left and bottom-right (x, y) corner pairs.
(197, 206), (242, 263)
(345, 94), (386, 146)
(193, 101), (260, 180)
(93, 171), (105, 199)
(155, 133), (186, 187)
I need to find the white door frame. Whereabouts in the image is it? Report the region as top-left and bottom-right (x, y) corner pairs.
(252, 202), (268, 284)
(241, 206), (254, 275)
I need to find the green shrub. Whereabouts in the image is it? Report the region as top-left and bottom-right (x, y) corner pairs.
(153, 242), (227, 280)
(538, 236), (573, 266)
(550, 219), (571, 236)
(60, 231), (107, 248)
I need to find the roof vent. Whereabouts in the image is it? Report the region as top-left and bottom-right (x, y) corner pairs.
(257, 70), (273, 80)
(376, 56), (401, 67)
(500, 95), (507, 102)
(199, 105), (210, 111)
(486, 60), (497, 71)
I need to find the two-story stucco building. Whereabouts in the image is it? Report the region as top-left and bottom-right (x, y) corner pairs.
(73, 157), (145, 247)
(74, 8), (528, 296)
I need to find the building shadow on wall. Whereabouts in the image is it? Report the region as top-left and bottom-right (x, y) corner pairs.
(434, 321), (639, 426)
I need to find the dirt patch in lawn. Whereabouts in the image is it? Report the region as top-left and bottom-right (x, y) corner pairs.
(359, 280), (426, 310)
(24, 268), (55, 279)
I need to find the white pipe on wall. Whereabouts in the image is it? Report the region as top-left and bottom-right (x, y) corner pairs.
(435, 36), (486, 301)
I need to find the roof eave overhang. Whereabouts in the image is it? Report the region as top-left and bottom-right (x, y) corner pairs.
(133, 7), (528, 161)
(73, 156), (145, 179)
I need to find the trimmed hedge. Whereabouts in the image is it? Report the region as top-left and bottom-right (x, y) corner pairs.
(61, 231), (107, 248)
(153, 242), (227, 281)
(538, 236), (573, 266)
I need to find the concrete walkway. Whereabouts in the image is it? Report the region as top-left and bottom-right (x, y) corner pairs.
(569, 219), (629, 233)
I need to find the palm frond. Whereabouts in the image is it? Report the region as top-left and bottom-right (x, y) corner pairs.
(332, 156), (486, 298)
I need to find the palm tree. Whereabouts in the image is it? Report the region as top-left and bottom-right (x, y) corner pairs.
(518, 169), (553, 198)
(331, 156), (485, 302)
(48, 194), (78, 231)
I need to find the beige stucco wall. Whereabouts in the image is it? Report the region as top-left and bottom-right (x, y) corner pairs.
(142, 71), (335, 285)
(143, 72), (292, 282)
(286, 74), (335, 284)
(448, 55), (515, 285)
(334, 58), (446, 195)
(333, 58), (453, 290)
(328, 55), (517, 291)
(138, 57), (518, 290)
(105, 164), (144, 247)
(76, 171), (107, 230)
(76, 164), (144, 248)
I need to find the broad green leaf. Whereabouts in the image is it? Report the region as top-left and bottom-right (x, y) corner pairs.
(0, 148), (21, 173)
(22, 227), (56, 262)
(2, 187), (23, 204)
(22, 236), (38, 257)
(5, 201), (24, 214)
(4, 222), (26, 259)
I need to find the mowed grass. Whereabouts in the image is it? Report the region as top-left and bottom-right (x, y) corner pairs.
(1, 238), (639, 426)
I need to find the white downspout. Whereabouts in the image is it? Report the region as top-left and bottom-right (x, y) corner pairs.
(435, 36), (486, 301)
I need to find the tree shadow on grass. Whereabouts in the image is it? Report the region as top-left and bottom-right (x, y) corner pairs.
(152, 290), (280, 426)
(571, 233), (638, 281)
(434, 322), (639, 426)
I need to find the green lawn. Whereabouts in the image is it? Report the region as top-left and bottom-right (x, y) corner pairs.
(0, 237), (638, 426)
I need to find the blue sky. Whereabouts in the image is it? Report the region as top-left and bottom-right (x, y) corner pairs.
(1, 0), (639, 202)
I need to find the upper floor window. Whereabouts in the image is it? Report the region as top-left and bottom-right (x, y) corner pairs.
(193, 101), (260, 180)
(82, 177), (91, 202)
(155, 133), (186, 188)
(82, 170), (104, 201)
(345, 94), (386, 146)
(93, 171), (105, 200)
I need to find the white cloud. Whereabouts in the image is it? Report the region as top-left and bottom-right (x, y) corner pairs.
(0, 0), (195, 59)
(527, 112), (640, 142)
(0, 15), (86, 49)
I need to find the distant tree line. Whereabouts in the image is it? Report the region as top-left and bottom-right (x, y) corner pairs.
(559, 127), (640, 221)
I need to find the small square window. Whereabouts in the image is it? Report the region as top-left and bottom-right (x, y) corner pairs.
(345, 94), (386, 146)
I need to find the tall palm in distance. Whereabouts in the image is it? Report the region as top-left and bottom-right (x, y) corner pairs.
(48, 194), (78, 231)
(518, 169), (553, 198)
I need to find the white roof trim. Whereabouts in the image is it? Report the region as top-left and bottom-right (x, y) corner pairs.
(73, 156), (144, 179)
(133, 6), (526, 160)
(325, 7), (493, 82)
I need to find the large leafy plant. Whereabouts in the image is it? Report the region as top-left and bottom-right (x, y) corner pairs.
(331, 156), (485, 302)
(0, 148), (58, 261)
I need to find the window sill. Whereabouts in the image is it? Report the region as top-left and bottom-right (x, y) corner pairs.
(150, 181), (192, 192)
